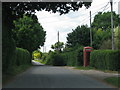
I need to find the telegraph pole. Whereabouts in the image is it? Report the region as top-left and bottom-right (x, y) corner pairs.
(45, 46), (46, 52)
(58, 31), (59, 43)
(43, 46), (44, 53)
(57, 31), (60, 51)
(110, 0), (114, 50)
(90, 11), (92, 47)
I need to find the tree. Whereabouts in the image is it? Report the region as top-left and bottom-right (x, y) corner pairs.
(92, 12), (119, 31)
(66, 25), (90, 47)
(51, 42), (64, 51)
(92, 28), (111, 49)
(99, 39), (112, 50)
(114, 27), (120, 50)
(2, 2), (91, 73)
(99, 27), (120, 50)
(32, 50), (42, 60)
(91, 12), (119, 49)
(12, 15), (46, 53)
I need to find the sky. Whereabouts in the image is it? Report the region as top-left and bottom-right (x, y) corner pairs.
(35, 0), (119, 52)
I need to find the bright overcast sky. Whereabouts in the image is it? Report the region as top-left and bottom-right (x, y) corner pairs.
(35, 0), (119, 52)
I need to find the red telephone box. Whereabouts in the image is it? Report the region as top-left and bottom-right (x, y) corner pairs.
(83, 47), (92, 67)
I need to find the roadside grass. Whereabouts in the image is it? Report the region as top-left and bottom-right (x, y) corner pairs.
(101, 70), (118, 74)
(74, 66), (118, 74)
(74, 66), (95, 70)
(104, 77), (120, 88)
(3, 64), (32, 85)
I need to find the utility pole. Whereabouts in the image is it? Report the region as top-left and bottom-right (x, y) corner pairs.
(58, 31), (59, 43)
(90, 11), (92, 47)
(110, 0), (114, 50)
(45, 46), (46, 52)
(57, 31), (60, 51)
(118, 1), (120, 43)
(43, 46), (44, 53)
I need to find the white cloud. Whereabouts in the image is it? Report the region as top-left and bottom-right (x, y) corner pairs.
(35, 0), (118, 52)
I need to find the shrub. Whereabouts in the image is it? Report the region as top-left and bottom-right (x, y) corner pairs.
(90, 50), (120, 71)
(2, 37), (16, 74)
(45, 46), (84, 66)
(57, 46), (83, 66)
(45, 52), (65, 66)
(60, 51), (77, 66)
(15, 48), (31, 66)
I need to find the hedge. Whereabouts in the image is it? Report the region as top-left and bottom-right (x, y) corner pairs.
(45, 46), (83, 66)
(2, 23), (16, 73)
(90, 50), (120, 71)
(3, 47), (31, 74)
(15, 48), (31, 66)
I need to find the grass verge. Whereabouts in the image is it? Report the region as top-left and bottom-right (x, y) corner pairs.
(74, 66), (118, 74)
(74, 66), (95, 70)
(104, 77), (120, 88)
(3, 64), (32, 85)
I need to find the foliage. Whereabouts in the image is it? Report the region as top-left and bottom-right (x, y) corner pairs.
(41, 53), (48, 63)
(2, 18), (16, 74)
(99, 27), (120, 50)
(92, 12), (119, 30)
(91, 12), (119, 49)
(66, 25), (90, 48)
(92, 28), (111, 49)
(46, 45), (84, 66)
(114, 27), (120, 50)
(90, 50), (120, 71)
(16, 48), (31, 66)
(45, 52), (65, 66)
(12, 15), (46, 53)
(3, 47), (31, 75)
(75, 66), (95, 70)
(61, 46), (84, 66)
(2, 1), (91, 80)
(100, 39), (112, 49)
(51, 42), (64, 51)
(32, 50), (42, 60)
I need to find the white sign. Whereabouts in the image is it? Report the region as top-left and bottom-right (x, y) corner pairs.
(85, 49), (92, 51)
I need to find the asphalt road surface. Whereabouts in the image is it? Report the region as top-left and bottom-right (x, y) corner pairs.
(3, 65), (115, 88)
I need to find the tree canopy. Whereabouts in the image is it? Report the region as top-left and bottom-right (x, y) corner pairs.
(51, 42), (64, 51)
(66, 25), (90, 47)
(3, 2), (92, 29)
(92, 12), (119, 30)
(92, 28), (111, 49)
(12, 15), (46, 53)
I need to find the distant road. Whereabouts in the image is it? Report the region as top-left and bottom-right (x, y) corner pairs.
(3, 66), (115, 88)
(31, 60), (44, 66)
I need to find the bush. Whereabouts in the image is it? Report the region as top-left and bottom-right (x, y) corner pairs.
(61, 46), (83, 66)
(45, 52), (65, 66)
(45, 46), (84, 66)
(60, 51), (76, 66)
(90, 50), (120, 71)
(16, 48), (31, 66)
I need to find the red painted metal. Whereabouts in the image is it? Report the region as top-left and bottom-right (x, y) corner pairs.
(83, 47), (92, 67)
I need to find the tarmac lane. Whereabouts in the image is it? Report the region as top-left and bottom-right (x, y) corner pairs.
(3, 66), (117, 88)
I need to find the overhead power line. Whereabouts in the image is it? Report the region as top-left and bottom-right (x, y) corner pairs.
(80, 2), (111, 25)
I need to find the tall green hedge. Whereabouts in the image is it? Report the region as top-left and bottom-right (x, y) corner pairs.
(90, 50), (120, 71)
(45, 46), (83, 66)
(2, 19), (16, 74)
(16, 48), (31, 66)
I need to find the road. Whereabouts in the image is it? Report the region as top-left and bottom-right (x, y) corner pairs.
(3, 65), (115, 88)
